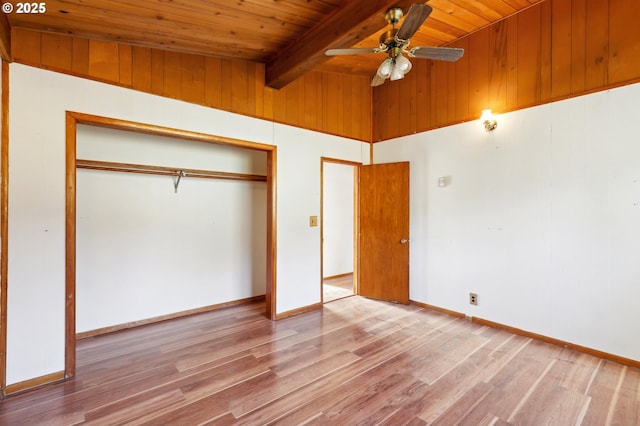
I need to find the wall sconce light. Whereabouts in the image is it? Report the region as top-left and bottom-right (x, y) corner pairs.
(481, 109), (497, 132)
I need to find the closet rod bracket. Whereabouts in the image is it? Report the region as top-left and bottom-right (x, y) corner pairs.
(174, 170), (186, 193)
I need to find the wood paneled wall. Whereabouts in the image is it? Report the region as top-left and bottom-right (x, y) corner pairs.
(373, 0), (640, 141)
(10, 0), (640, 143)
(11, 29), (372, 142)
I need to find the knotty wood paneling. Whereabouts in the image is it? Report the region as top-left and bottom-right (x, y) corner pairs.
(398, 67), (415, 134)
(88, 39), (119, 82)
(11, 28), (372, 142)
(385, 81), (401, 138)
(608, 0), (640, 84)
(41, 33), (72, 71)
(180, 54), (205, 105)
(9, 0), (640, 143)
(505, 18), (519, 109)
(131, 46), (151, 92)
(203, 56), (221, 108)
(454, 37), (470, 120)
(539, 1), (552, 102)
(570, 0), (587, 94)
(517, 5), (542, 107)
(550, 0), (571, 100)
(6, 0), (547, 81)
(373, 0), (640, 141)
(416, 60), (432, 132)
(434, 61), (448, 127)
(467, 28), (490, 119)
(71, 38), (89, 75)
(11, 29), (39, 64)
(488, 20), (508, 115)
(584, 0), (609, 91)
(118, 45), (132, 87)
(150, 49), (164, 96)
(162, 50), (182, 100)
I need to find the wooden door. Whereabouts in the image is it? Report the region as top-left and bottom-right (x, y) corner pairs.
(359, 162), (410, 304)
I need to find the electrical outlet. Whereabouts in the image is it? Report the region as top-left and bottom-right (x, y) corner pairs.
(469, 293), (478, 305)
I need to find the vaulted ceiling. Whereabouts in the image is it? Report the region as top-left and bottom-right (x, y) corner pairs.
(4, 0), (544, 89)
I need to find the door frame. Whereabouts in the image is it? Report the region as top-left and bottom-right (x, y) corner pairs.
(320, 157), (361, 302)
(65, 111), (277, 378)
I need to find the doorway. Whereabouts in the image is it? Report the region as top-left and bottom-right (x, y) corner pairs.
(321, 158), (360, 303)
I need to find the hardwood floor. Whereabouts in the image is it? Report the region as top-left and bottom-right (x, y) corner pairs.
(1, 296), (639, 425)
(323, 274), (354, 303)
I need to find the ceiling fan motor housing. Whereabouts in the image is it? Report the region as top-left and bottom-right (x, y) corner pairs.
(379, 29), (398, 50)
(379, 29), (410, 54)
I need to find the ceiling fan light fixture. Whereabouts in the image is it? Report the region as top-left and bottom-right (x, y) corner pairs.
(395, 54), (412, 73)
(377, 58), (393, 78)
(390, 64), (405, 81)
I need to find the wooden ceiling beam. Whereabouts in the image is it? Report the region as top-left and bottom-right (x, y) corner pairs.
(265, 0), (419, 89)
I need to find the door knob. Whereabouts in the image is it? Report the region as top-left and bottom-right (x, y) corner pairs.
(400, 238), (409, 244)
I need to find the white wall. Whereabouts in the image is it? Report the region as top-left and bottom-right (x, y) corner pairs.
(75, 125), (267, 332)
(322, 162), (355, 277)
(375, 83), (640, 361)
(6, 63), (368, 385)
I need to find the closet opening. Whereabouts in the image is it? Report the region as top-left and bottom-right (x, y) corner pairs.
(65, 112), (277, 378)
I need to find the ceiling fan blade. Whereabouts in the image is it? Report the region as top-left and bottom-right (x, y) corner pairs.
(395, 4), (432, 41)
(407, 46), (465, 62)
(371, 73), (387, 87)
(325, 47), (381, 56)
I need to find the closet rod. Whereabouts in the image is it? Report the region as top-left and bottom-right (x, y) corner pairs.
(76, 159), (267, 182)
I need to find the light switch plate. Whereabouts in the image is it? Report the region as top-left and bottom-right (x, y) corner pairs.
(309, 216), (318, 227)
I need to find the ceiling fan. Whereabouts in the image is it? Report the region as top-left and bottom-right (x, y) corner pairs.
(325, 3), (464, 86)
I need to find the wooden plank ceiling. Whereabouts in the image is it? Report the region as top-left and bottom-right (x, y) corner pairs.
(6, 0), (544, 89)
